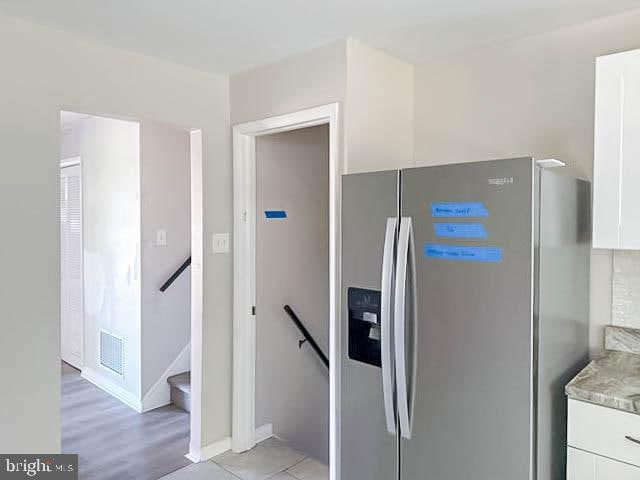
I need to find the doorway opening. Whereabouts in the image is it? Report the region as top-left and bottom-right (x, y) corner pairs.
(255, 124), (330, 464)
(232, 104), (340, 480)
(59, 110), (204, 479)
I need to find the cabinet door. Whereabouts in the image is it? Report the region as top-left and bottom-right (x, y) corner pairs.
(593, 53), (624, 248)
(567, 447), (595, 480)
(593, 49), (640, 249)
(596, 455), (640, 480)
(620, 54), (640, 249)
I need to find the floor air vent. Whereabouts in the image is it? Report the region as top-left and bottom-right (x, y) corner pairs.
(100, 329), (124, 376)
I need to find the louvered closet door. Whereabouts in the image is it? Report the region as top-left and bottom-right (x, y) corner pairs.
(60, 164), (83, 369)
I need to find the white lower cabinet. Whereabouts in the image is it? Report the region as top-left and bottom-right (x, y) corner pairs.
(567, 448), (595, 478)
(597, 455), (640, 479)
(567, 399), (640, 479)
(568, 447), (640, 479)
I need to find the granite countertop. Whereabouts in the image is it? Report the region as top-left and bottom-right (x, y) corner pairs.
(566, 325), (640, 415)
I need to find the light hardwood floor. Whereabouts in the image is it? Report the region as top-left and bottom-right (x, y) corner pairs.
(61, 362), (191, 480)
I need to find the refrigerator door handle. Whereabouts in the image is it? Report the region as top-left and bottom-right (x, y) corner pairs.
(381, 217), (398, 435)
(395, 217), (417, 440)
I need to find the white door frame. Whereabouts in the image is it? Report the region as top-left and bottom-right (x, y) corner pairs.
(60, 156), (84, 369)
(232, 103), (341, 479)
(188, 129), (206, 462)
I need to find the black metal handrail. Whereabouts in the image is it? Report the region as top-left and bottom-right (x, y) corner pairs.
(159, 256), (191, 292)
(283, 305), (329, 369)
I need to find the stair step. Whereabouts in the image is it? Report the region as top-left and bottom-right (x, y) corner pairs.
(167, 372), (191, 413)
(167, 372), (190, 394)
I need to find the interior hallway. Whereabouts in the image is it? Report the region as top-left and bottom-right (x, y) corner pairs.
(61, 362), (191, 480)
(160, 437), (328, 480)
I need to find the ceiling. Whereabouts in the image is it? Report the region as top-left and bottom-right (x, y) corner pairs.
(1, 0), (639, 74)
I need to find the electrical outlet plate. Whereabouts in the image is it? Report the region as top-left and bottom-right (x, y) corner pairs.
(212, 233), (230, 253)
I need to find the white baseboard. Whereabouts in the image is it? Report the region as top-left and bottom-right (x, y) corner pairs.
(187, 425), (272, 463)
(81, 366), (142, 412)
(255, 423), (273, 443)
(142, 342), (191, 412)
(184, 452), (199, 463)
(187, 437), (232, 462)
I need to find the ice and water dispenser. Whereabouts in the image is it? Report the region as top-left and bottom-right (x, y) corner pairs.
(347, 287), (382, 367)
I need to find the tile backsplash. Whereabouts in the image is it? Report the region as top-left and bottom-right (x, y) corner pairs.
(612, 251), (640, 329)
(604, 325), (640, 354)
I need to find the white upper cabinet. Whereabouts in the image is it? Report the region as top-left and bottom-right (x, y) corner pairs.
(593, 49), (640, 249)
(593, 53), (624, 248)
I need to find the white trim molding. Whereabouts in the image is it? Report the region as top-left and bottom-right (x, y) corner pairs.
(254, 423), (274, 444)
(141, 342), (191, 412)
(186, 424), (275, 464)
(189, 129), (205, 463)
(186, 436), (232, 463)
(81, 367), (142, 412)
(232, 103), (342, 480)
(60, 155), (82, 168)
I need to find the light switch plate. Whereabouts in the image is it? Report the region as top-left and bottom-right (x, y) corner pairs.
(212, 233), (230, 253)
(156, 229), (167, 246)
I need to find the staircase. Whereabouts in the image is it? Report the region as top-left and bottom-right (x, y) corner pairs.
(167, 372), (191, 413)
(160, 259), (192, 414)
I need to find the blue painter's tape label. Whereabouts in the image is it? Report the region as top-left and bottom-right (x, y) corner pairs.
(431, 202), (489, 218)
(265, 210), (287, 219)
(433, 223), (488, 239)
(424, 244), (502, 263)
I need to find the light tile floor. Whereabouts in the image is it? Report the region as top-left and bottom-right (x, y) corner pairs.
(160, 438), (328, 480)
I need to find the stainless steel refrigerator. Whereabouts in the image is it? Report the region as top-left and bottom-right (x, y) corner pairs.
(340, 157), (591, 480)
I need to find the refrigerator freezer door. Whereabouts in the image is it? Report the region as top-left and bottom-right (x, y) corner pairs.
(400, 158), (535, 480)
(341, 171), (399, 480)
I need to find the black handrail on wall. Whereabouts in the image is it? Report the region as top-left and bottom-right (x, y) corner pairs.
(283, 305), (329, 369)
(159, 256), (192, 292)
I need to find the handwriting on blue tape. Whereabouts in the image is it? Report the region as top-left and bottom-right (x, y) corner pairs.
(265, 210), (287, 219)
(431, 202), (489, 218)
(424, 244), (502, 263)
(433, 223), (487, 239)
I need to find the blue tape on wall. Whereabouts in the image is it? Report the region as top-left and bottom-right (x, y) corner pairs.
(424, 244), (502, 263)
(431, 202), (489, 218)
(433, 223), (488, 239)
(264, 210), (287, 219)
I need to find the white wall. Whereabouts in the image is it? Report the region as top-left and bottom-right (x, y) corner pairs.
(61, 116), (142, 399)
(345, 39), (414, 173)
(140, 121), (191, 395)
(230, 38), (414, 176)
(230, 41), (347, 126)
(255, 126), (330, 463)
(0, 13), (230, 453)
(414, 8), (640, 353)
